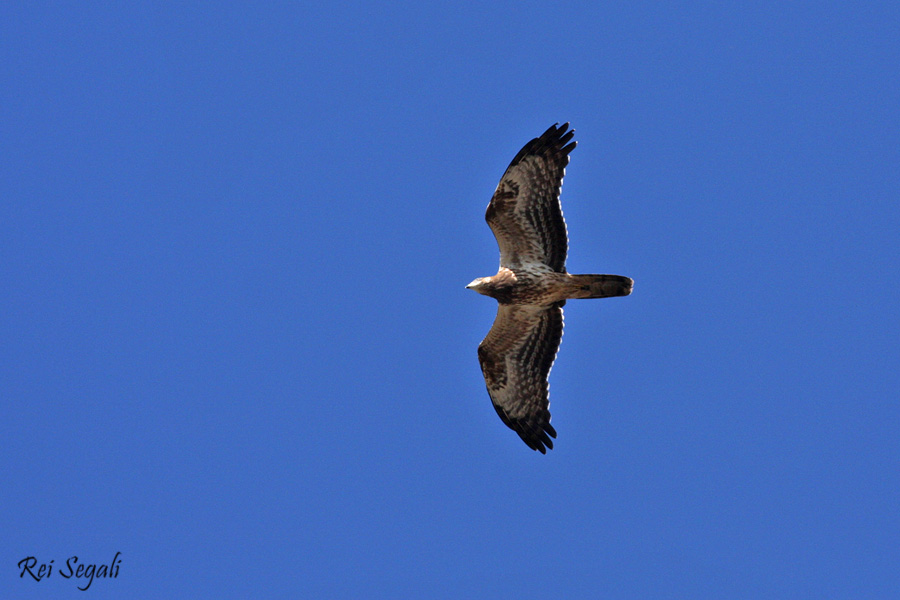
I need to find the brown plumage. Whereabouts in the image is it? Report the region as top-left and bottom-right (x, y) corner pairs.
(467, 123), (633, 453)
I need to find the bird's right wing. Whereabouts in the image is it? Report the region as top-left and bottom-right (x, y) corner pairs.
(477, 303), (564, 453)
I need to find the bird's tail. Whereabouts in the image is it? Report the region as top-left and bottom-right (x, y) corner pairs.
(566, 274), (633, 299)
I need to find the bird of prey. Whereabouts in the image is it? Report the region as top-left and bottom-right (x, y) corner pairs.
(467, 123), (633, 453)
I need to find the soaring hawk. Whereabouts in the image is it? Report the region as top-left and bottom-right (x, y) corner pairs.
(467, 123), (633, 453)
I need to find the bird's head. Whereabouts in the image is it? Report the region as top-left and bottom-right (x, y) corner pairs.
(466, 277), (489, 295)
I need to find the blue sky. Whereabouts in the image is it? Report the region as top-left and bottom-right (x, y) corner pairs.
(3, 2), (899, 598)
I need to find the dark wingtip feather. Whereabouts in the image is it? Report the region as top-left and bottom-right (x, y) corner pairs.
(494, 405), (558, 454)
(506, 122), (577, 170)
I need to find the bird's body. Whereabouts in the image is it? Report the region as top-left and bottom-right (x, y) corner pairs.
(468, 123), (633, 453)
(469, 268), (632, 305)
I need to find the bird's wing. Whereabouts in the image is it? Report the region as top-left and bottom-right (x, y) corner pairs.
(477, 303), (564, 453)
(485, 123), (575, 273)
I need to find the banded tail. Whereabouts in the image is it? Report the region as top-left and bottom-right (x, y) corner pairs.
(567, 274), (634, 299)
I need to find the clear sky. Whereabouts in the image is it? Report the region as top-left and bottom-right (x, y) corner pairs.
(3, 2), (899, 598)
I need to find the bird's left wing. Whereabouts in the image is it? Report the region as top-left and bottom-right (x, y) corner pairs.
(485, 123), (575, 272)
(477, 303), (564, 453)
